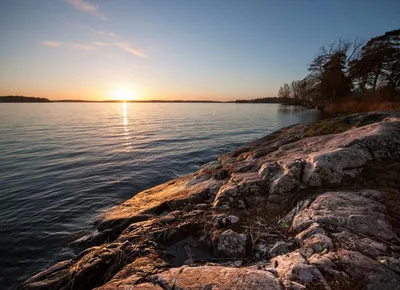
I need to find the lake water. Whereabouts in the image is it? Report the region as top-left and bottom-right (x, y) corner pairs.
(0, 103), (320, 288)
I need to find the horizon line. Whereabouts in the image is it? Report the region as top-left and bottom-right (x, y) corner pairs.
(0, 95), (280, 103)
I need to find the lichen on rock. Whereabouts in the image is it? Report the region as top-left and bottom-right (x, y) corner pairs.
(21, 112), (400, 290)
(216, 229), (247, 258)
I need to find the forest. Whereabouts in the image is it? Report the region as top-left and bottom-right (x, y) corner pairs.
(277, 29), (400, 111)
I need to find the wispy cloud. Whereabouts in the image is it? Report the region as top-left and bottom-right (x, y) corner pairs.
(69, 43), (95, 50)
(93, 30), (116, 37)
(42, 41), (95, 51)
(113, 42), (147, 58)
(90, 28), (146, 57)
(92, 41), (147, 58)
(43, 41), (61, 47)
(65, 0), (107, 20)
(42, 40), (145, 57)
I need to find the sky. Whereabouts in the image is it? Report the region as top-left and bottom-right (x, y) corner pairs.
(0, 0), (399, 101)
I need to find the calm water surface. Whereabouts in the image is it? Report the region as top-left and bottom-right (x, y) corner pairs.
(0, 103), (319, 288)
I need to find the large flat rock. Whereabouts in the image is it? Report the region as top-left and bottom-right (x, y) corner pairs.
(22, 112), (400, 290)
(154, 265), (283, 290)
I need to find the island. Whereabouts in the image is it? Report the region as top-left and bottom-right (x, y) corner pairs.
(21, 111), (400, 290)
(0, 96), (50, 102)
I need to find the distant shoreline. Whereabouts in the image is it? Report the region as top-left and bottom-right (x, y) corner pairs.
(0, 96), (51, 103)
(0, 96), (293, 104)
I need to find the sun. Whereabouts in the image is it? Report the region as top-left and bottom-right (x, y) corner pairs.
(113, 87), (140, 101)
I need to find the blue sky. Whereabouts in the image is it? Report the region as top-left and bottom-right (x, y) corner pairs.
(0, 0), (399, 100)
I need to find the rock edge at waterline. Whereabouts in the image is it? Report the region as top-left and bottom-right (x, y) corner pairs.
(22, 112), (400, 290)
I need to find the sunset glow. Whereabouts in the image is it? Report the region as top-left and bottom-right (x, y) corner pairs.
(1, 1), (400, 289)
(0, 1), (399, 101)
(113, 87), (140, 101)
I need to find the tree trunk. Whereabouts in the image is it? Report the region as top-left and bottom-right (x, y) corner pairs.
(332, 88), (336, 103)
(361, 77), (367, 98)
(372, 65), (382, 98)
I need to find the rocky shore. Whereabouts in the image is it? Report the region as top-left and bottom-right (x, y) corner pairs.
(22, 112), (400, 290)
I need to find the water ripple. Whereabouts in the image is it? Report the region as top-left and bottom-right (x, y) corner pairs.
(0, 103), (320, 289)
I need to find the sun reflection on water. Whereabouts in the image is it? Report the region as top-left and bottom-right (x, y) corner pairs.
(122, 102), (128, 126)
(121, 102), (132, 150)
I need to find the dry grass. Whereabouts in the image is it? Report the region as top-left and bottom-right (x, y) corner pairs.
(68, 246), (128, 289)
(325, 99), (400, 114)
(305, 120), (353, 136)
(242, 216), (288, 256)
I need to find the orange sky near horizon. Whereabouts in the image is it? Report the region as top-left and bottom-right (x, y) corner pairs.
(2, 1), (398, 102)
(0, 76), (276, 101)
(0, 1), (292, 102)
(0, 86), (276, 101)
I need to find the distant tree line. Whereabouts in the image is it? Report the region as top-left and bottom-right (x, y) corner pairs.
(0, 96), (50, 102)
(277, 29), (400, 106)
(0, 96), (224, 103)
(235, 96), (303, 104)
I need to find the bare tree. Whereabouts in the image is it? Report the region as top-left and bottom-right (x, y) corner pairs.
(307, 37), (364, 103)
(309, 36), (364, 73)
(278, 83), (291, 98)
(291, 80), (302, 99)
(290, 79), (316, 104)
